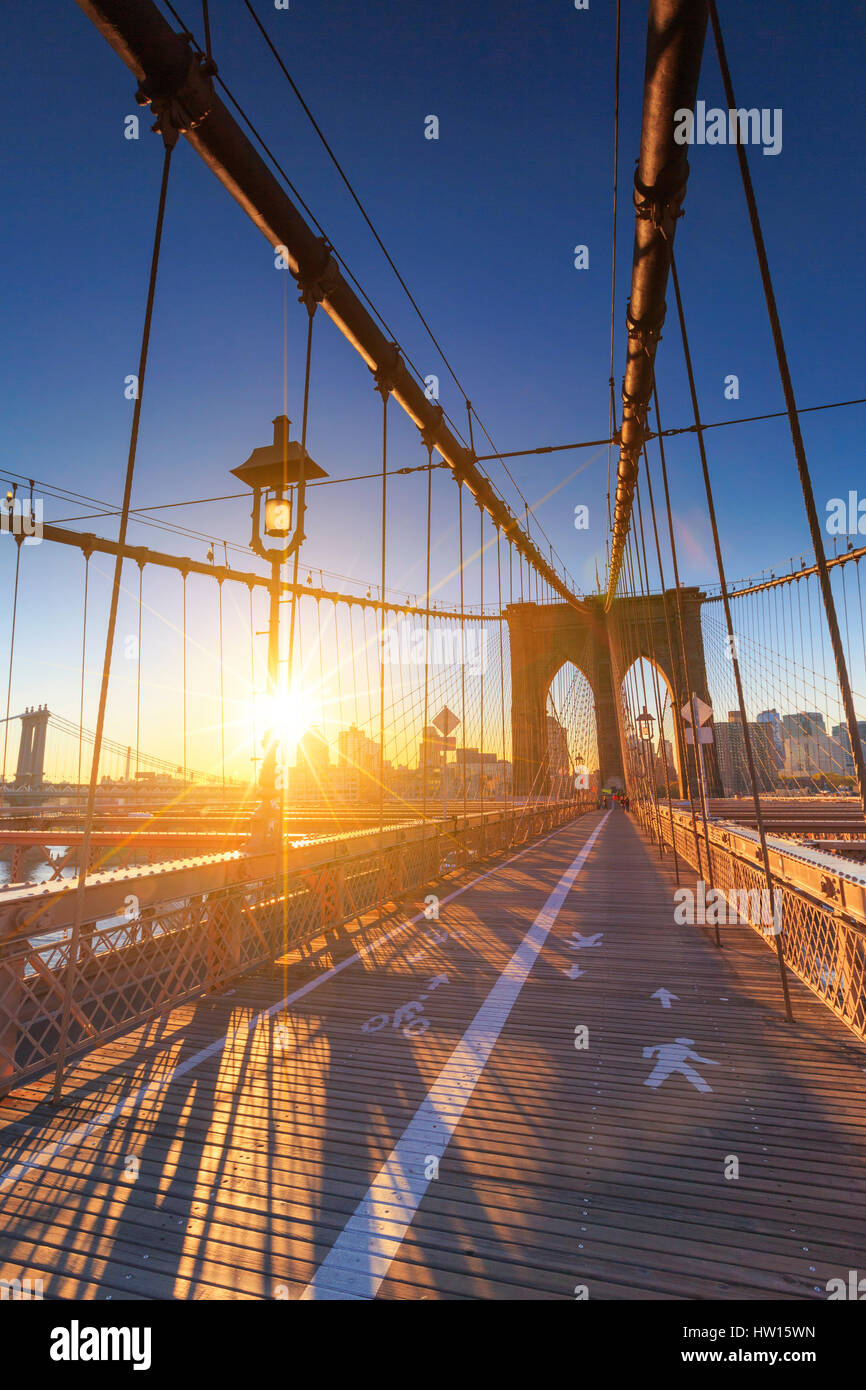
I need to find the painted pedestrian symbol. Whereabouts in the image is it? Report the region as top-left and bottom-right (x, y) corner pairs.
(651, 988), (679, 1010)
(642, 1037), (719, 1093)
(566, 932), (603, 951)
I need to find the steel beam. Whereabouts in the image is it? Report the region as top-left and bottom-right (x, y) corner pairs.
(74, 0), (582, 609)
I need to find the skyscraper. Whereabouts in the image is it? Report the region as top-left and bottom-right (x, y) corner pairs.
(756, 709), (784, 768)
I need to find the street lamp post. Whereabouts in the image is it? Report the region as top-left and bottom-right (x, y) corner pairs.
(231, 415), (327, 834)
(636, 703), (656, 790)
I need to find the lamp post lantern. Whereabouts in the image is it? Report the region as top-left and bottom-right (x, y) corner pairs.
(636, 705), (656, 743)
(636, 704), (656, 789)
(231, 415), (327, 822)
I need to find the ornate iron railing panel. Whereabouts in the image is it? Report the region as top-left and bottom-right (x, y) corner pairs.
(0, 799), (591, 1093)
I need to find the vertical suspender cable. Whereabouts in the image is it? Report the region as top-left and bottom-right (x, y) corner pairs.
(134, 562), (142, 781)
(479, 503), (485, 843)
(287, 307), (316, 691)
(652, 383), (714, 886)
(182, 570), (188, 784)
(422, 449), (432, 822)
(670, 250), (793, 1020)
(0, 539), (22, 805)
(248, 584), (257, 787)
(708, 0), (866, 819)
(53, 142), (174, 1101)
(377, 389), (389, 915)
(636, 481), (679, 872)
(78, 554), (90, 808)
(201, 0), (213, 67)
(458, 481), (468, 840)
(218, 578), (226, 788)
(497, 525), (508, 817)
(640, 458), (683, 883)
(625, 525), (665, 855)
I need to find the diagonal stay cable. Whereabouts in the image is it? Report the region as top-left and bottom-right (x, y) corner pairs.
(240, 0), (570, 579)
(52, 142), (175, 1103)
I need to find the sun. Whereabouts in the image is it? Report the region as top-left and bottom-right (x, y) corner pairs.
(259, 685), (319, 751)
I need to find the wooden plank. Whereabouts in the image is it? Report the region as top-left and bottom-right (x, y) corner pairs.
(1, 810), (865, 1300)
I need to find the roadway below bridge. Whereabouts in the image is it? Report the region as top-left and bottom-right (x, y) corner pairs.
(0, 808), (864, 1299)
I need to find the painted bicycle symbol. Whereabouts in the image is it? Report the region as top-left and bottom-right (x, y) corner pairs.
(362, 974), (449, 1039)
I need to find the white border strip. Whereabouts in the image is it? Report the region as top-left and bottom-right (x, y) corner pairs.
(300, 811), (610, 1299)
(0, 814), (601, 1196)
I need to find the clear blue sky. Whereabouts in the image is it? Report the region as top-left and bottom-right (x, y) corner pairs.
(1, 0), (864, 763)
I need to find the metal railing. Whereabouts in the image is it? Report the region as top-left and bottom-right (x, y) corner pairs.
(0, 796), (594, 1094)
(650, 803), (866, 1041)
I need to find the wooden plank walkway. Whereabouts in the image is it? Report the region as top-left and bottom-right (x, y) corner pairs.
(1, 807), (866, 1300)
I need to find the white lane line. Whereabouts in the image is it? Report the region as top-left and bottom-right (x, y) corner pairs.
(300, 810), (611, 1300)
(0, 814), (600, 1195)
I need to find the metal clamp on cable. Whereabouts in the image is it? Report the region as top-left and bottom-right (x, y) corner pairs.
(626, 300), (665, 354)
(293, 238), (340, 314)
(633, 161), (687, 240)
(372, 342), (403, 399)
(135, 46), (215, 149)
(420, 404), (444, 455)
(620, 384), (650, 425)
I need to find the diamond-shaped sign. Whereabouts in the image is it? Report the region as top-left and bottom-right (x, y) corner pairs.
(432, 706), (460, 737)
(681, 696), (713, 726)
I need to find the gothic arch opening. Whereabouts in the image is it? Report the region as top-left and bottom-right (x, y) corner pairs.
(545, 661), (599, 798)
(619, 655), (683, 798)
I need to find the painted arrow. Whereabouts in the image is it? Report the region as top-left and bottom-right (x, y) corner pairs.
(566, 932), (603, 951)
(562, 964), (585, 980)
(651, 988), (679, 1009)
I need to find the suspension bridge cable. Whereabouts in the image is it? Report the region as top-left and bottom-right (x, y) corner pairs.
(670, 249), (793, 1020)
(632, 483), (677, 866)
(650, 386), (713, 883)
(248, 585), (258, 782)
(159, 0), (570, 581)
(135, 564), (143, 781)
(422, 448), (433, 822)
(53, 140), (175, 1102)
(218, 580), (226, 787)
(77, 556), (90, 808)
(479, 503), (485, 832)
(635, 479), (681, 882)
(708, 0), (866, 821)
(242, 0), (468, 409)
(287, 306), (316, 692)
(0, 541), (22, 805)
(377, 387), (389, 912)
(606, 0), (622, 536)
(182, 571), (188, 784)
(496, 526), (508, 814)
(458, 482), (468, 836)
(240, 0), (570, 576)
(472, 396), (866, 466)
(640, 449), (690, 881)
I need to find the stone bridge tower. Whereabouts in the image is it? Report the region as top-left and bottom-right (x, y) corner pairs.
(14, 706), (50, 787)
(506, 590), (716, 798)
